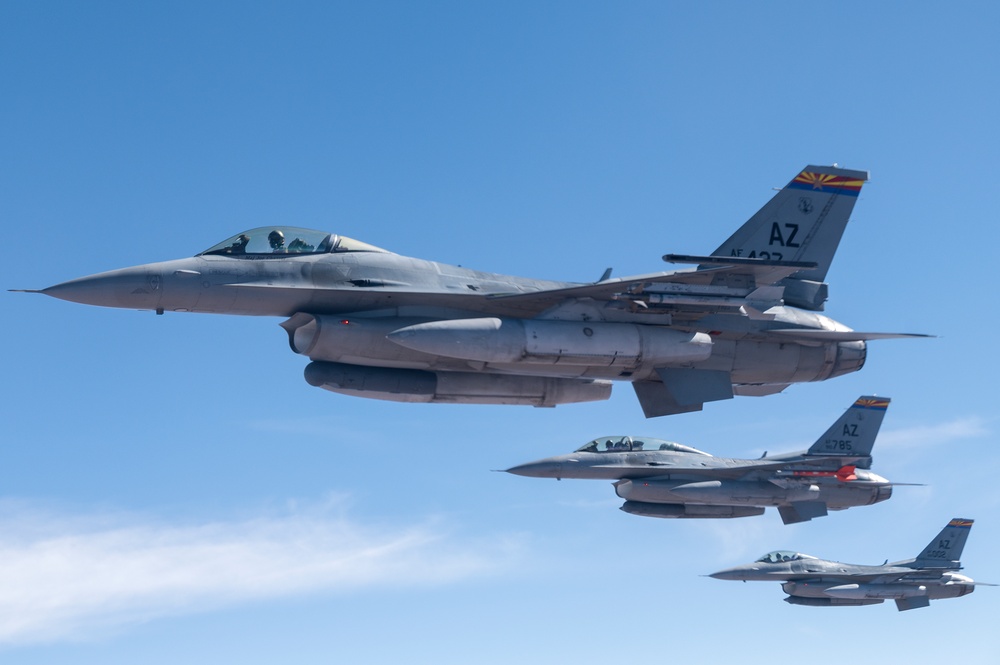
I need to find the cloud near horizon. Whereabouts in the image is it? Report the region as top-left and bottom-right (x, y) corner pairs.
(0, 496), (521, 646)
(878, 416), (989, 449)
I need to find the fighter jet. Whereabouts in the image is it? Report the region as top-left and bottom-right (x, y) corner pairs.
(710, 518), (990, 611)
(23, 165), (925, 417)
(506, 396), (895, 524)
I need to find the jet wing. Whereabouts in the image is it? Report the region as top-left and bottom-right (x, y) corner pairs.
(623, 457), (838, 481)
(663, 254), (817, 286)
(766, 329), (934, 342)
(485, 269), (725, 305)
(486, 256), (818, 310)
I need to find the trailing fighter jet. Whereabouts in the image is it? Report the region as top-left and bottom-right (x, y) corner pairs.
(710, 518), (990, 611)
(21, 165), (925, 417)
(506, 396), (895, 524)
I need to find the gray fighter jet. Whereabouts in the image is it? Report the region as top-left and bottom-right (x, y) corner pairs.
(23, 165), (924, 417)
(506, 396), (895, 524)
(710, 518), (989, 610)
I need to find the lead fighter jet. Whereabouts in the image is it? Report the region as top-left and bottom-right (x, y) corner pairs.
(506, 396), (895, 524)
(23, 166), (924, 417)
(710, 518), (990, 611)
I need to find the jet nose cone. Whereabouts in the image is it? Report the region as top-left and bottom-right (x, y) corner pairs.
(43, 266), (162, 310)
(505, 461), (563, 478)
(708, 567), (747, 581)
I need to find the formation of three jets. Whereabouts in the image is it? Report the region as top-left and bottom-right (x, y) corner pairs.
(21, 165), (983, 610)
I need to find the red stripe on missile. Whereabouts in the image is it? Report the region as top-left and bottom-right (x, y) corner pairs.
(790, 465), (857, 482)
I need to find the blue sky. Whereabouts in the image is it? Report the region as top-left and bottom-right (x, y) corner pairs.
(2, 2), (998, 662)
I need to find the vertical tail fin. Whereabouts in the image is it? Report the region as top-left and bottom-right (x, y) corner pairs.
(806, 396), (890, 457)
(710, 165), (869, 310)
(913, 518), (974, 569)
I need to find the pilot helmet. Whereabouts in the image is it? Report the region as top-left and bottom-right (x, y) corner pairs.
(268, 230), (285, 248)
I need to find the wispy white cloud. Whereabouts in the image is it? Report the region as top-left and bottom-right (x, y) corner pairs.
(556, 496), (622, 510)
(0, 496), (521, 646)
(690, 518), (790, 564)
(878, 416), (990, 449)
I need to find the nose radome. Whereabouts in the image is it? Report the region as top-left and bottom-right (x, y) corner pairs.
(708, 569), (736, 580)
(504, 461), (562, 478)
(42, 266), (162, 310)
(708, 565), (759, 581)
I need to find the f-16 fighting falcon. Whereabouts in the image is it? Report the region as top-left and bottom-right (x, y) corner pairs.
(506, 396), (895, 524)
(710, 518), (991, 611)
(22, 165), (925, 417)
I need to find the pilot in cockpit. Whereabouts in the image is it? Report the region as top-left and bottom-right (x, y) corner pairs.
(226, 234), (250, 254)
(268, 230), (286, 253)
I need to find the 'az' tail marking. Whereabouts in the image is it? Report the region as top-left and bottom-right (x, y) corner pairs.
(710, 165), (869, 310)
(913, 518), (974, 569)
(806, 395), (890, 458)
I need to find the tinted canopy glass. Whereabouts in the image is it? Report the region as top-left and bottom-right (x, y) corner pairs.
(199, 227), (389, 256)
(754, 551), (816, 564)
(574, 436), (711, 456)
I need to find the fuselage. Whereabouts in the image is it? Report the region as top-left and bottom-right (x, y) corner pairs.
(506, 438), (891, 514)
(710, 556), (976, 603)
(40, 229), (867, 387)
(711, 517), (981, 609)
(32, 165), (907, 414)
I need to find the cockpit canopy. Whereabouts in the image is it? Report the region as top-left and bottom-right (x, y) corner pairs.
(199, 227), (390, 256)
(574, 436), (711, 456)
(755, 551), (817, 564)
